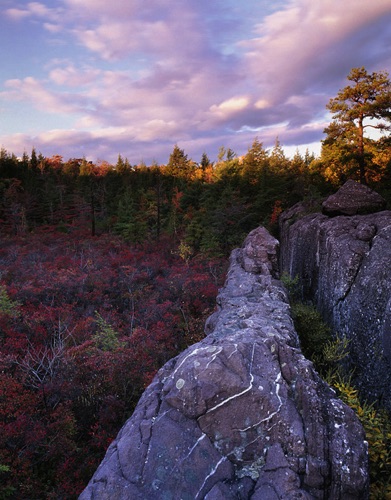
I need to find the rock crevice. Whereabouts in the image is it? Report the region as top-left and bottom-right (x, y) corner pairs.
(80, 226), (368, 500)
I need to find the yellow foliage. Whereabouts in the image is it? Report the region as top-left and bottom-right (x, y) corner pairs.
(333, 376), (391, 498)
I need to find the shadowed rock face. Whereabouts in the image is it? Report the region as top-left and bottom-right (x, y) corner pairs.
(322, 179), (386, 216)
(79, 226), (368, 500)
(280, 181), (391, 411)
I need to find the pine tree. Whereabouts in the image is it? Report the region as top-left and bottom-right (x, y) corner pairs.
(165, 145), (195, 179)
(324, 67), (391, 184)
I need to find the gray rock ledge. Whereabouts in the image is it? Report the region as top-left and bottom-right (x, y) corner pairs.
(79, 226), (369, 500)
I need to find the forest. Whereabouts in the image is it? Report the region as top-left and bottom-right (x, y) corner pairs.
(0, 135), (389, 498)
(0, 67), (390, 499)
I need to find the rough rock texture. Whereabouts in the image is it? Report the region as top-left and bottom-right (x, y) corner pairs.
(80, 227), (368, 500)
(322, 179), (386, 216)
(280, 180), (391, 411)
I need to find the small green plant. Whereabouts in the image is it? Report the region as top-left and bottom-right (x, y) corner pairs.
(331, 374), (391, 499)
(322, 335), (350, 364)
(291, 302), (331, 361)
(178, 240), (193, 264)
(281, 272), (300, 301)
(0, 464), (16, 499)
(0, 285), (20, 318)
(92, 312), (124, 351)
(314, 335), (350, 376)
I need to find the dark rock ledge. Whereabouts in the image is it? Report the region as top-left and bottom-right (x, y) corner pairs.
(79, 226), (368, 500)
(279, 180), (391, 411)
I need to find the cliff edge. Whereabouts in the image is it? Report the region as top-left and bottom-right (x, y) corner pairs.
(80, 226), (368, 499)
(280, 180), (391, 412)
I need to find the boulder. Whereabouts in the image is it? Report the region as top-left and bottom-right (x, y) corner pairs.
(322, 179), (386, 216)
(280, 183), (391, 411)
(80, 227), (368, 500)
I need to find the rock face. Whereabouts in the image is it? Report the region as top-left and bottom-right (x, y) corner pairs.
(80, 226), (368, 500)
(280, 180), (391, 411)
(322, 179), (387, 216)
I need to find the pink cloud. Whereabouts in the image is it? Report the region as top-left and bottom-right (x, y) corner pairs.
(63, 0), (139, 19)
(241, 0), (391, 105)
(2, 77), (84, 115)
(5, 8), (30, 21)
(5, 2), (63, 22)
(49, 66), (101, 87)
(1, 0), (391, 164)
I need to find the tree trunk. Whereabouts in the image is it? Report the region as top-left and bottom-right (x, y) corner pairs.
(358, 118), (366, 184)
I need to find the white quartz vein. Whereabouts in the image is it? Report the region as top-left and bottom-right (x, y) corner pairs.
(227, 343), (239, 359)
(153, 408), (172, 424)
(184, 433), (207, 461)
(170, 346), (210, 378)
(168, 433), (207, 476)
(206, 344), (255, 414)
(195, 456), (227, 500)
(205, 347), (223, 369)
(239, 371), (283, 432)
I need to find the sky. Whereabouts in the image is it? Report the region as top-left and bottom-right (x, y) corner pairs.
(0, 0), (391, 165)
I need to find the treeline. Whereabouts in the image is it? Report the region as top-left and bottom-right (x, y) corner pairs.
(2, 138), (390, 254)
(0, 139), (332, 254)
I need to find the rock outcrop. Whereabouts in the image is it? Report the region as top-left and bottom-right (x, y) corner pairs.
(80, 226), (368, 500)
(280, 180), (391, 411)
(321, 179), (387, 216)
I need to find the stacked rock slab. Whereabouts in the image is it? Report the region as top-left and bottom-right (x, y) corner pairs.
(279, 180), (391, 412)
(79, 226), (368, 500)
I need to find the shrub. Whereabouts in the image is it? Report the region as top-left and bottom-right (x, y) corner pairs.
(92, 312), (124, 352)
(288, 295), (391, 498)
(331, 374), (391, 499)
(290, 302), (331, 361)
(0, 464), (15, 499)
(0, 285), (20, 318)
(281, 272), (300, 301)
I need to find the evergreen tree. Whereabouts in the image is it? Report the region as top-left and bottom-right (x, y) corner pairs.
(165, 145), (195, 179)
(115, 154), (131, 174)
(114, 191), (148, 243)
(200, 152), (211, 171)
(324, 67), (391, 184)
(30, 147), (38, 170)
(269, 138), (289, 173)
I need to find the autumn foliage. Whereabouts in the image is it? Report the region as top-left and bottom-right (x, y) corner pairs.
(0, 227), (226, 498)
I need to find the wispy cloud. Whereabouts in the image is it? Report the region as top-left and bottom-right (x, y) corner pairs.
(5, 2), (64, 23)
(1, 0), (391, 163)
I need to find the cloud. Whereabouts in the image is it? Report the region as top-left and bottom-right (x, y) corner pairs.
(241, 0), (391, 104)
(44, 22), (62, 33)
(5, 8), (30, 21)
(26, 2), (55, 18)
(5, 2), (63, 23)
(210, 96), (251, 115)
(63, 0), (139, 20)
(1, 0), (391, 164)
(49, 66), (101, 87)
(1, 77), (84, 115)
(61, 0), (213, 64)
